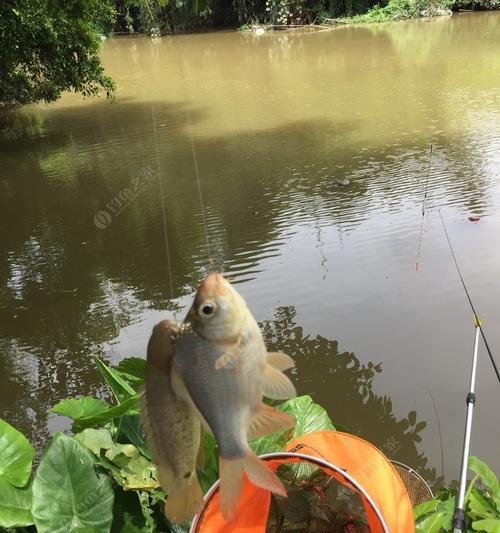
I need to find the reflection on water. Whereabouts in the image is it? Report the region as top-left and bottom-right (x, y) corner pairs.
(1, 12), (500, 480)
(262, 306), (443, 490)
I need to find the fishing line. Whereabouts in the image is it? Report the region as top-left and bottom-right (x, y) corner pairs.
(151, 104), (177, 317)
(439, 210), (500, 385)
(415, 144), (434, 271)
(424, 386), (444, 480)
(186, 113), (214, 270)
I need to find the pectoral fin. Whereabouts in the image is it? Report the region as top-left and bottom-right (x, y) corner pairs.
(267, 352), (295, 371)
(247, 403), (295, 440)
(261, 363), (297, 400)
(214, 345), (241, 370)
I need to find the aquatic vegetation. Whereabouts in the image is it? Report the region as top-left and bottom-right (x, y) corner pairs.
(415, 457), (500, 532)
(0, 354), (497, 531)
(0, 356), (333, 532)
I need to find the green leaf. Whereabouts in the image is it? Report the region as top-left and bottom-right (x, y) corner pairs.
(250, 427), (289, 456)
(198, 432), (219, 493)
(469, 456), (500, 496)
(32, 433), (114, 533)
(0, 479), (33, 528)
(76, 428), (157, 491)
(116, 358), (146, 382)
(437, 496), (454, 531)
(415, 511), (445, 533)
(468, 487), (498, 520)
(111, 486), (153, 533)
(0, 419), (35, 487)
(279, 395), (335, 438)
(73, 394), (140, 432)
(51, 397), (110, 419)
(94, 356), (137, 402)
(118, 415), (150, 459)
(413, 497), (439, 520)
(472, 518), (500, 532)
(75, 428), (115, 456)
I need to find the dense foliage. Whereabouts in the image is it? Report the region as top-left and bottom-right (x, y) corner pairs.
(0, 356), (337, 532)
(116, 0), (498, 31)
(0, 355), (499, 532)
(1, 0), (499, 106)
(338, 0), (452, 23)
(414, 458), (500, 532)
(0, 0), (115, 106)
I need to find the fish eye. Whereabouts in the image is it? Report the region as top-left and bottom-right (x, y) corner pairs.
(199, 302), (216, 318)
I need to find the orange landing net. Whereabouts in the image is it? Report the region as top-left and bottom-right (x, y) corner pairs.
(190, 431), (415, 533)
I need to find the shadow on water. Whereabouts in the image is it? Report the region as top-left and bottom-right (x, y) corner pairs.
(262, 306), (443, 490)
(0, 91), (494, 474)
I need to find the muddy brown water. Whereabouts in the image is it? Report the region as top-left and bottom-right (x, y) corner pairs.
(1, 12), (500, 484)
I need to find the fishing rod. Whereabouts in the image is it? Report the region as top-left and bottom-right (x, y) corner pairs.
(438, 211), (500, 532)
(452, 321), (480, 533)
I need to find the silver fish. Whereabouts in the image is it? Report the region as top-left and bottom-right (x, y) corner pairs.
(172, 273), (296, 520)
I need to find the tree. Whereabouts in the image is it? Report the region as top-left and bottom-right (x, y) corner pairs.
(0, 0), (115, 106)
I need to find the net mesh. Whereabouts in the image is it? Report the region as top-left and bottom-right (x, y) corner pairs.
(264, 458), (432, 531)
(390, 461), (433, 507)
(266, 462), (370, 532)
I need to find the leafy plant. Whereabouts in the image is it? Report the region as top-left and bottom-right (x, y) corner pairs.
(415, 456), (500, 533)
(0, 0), (115, 106)
(0, 356), (337, 532)
(1, 353), (498, 532)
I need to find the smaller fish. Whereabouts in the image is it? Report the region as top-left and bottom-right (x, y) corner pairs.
(172, 273), (297, 520)
(141, 320), (203, 523)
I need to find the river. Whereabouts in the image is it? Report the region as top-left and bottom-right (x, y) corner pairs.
(1, 12), (499, 485)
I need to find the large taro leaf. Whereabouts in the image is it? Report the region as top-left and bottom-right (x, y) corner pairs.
(0, 418), (35, 487)
(72, 394), (140, 432)
(32, 433), (114, 533)
(52, 397), (110, 419)
(250, 427), (289, 456)
(249, 396), (334, 457)
(0, 478), (33, 528)
(279, 395), (335, 439)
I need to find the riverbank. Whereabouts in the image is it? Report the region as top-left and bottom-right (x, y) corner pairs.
(334, 0), (453, 24)
(109, 0), (498, 34)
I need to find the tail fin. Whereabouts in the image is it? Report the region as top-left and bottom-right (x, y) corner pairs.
(219, 449), (287, 521)
(164, 476), (203, 524)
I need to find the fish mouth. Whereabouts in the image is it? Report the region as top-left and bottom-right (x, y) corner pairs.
(178, 320), (194, 336)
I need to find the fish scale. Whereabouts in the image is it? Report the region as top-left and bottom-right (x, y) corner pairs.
(173, 328), (263, 459)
